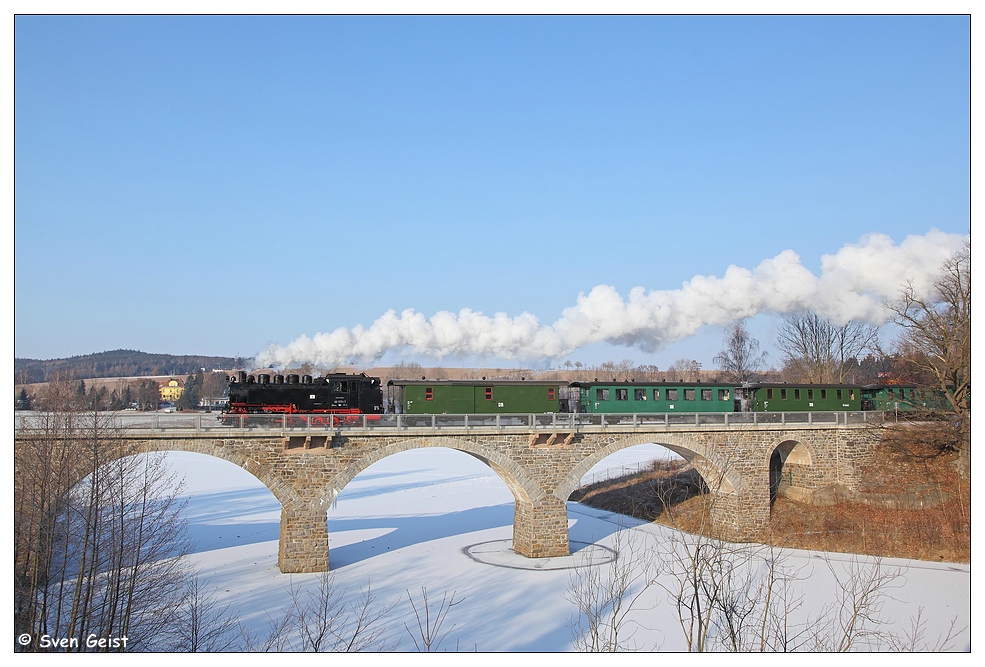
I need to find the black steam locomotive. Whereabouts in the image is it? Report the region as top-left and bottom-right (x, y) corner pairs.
(221, 371), (383, 425)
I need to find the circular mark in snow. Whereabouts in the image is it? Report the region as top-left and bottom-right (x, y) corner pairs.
(464, 540), (616, 570)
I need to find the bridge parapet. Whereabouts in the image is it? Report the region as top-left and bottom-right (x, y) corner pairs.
(14, 410), (884, 434)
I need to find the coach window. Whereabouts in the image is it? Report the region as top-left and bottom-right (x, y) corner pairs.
(850, 389), (856, 400)
(485, 387), (493, 400)
(794, 389), (801, 400)
(652, 389), (661, 401)
(597, 388), (610, 401)
(634, 388), (646, 401)
(767, 388), (774, 400)
(616, 388), (628, 401)
(780, 388), (787, 400)
(667, 389), (678, 400)
(701, 389), (712, 401)
(547, 387), (555, 400)
(820, 389), (827, 400)
(718, 389), (730, 401)
(425, 387), (433, 401)
(837, 389), (843, 400)
(807, 389), (814, 400)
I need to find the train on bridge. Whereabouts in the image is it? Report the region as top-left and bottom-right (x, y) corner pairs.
(220, 371), (947, 425)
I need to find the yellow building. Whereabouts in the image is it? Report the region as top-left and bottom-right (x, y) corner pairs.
(159, 378), (184, 403)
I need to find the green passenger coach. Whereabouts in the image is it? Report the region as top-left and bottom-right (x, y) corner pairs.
(860, 384), (949, 413)
(387, 379), (562, 414)
(571, 381), (738, 413)
(739, 383), (862, 412)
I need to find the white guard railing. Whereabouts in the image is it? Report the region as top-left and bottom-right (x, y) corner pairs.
(13, 410), (884, 433)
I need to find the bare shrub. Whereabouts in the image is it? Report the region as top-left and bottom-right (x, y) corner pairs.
(165, 575), (241, 652)
(240, 573), (396, 652)
(879, 421), (962, 460)
(564, 528), (661, 651)
(404, 587), (465, 652)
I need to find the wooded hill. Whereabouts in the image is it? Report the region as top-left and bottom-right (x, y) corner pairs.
(14, 350), (247, 384)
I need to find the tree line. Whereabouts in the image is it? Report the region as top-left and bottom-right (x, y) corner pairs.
(16, 370), (230, 413)
(17, 378), (165, 412)
(14, 350), (245, 385)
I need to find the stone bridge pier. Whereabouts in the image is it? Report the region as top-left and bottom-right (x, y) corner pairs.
(278, 502), (332, 573)
(16, 422), (879, 573)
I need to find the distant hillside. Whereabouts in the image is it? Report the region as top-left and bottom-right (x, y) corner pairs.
(14, 350), (247, 384)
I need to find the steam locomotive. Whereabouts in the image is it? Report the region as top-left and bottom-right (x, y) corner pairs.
(221, 370), (383, 425)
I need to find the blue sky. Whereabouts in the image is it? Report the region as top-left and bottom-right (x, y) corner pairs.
(13, 14), (971, 370)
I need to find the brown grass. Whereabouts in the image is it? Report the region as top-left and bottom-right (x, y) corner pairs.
(569, 459), (707, 521)
(574, 434), (971, 564)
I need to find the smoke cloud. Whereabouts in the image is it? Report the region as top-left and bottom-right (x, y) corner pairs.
(253, 230), (967, 368)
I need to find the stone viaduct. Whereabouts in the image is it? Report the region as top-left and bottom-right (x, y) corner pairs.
(14, 414), (882, 573)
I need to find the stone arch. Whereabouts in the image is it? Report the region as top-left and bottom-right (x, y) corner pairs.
(556, 433), (740, 502)
(315, 436), (565, 560)
(767, 438), (815, 505)
(128, 439), (327, 572)
(317, 436), (540, 508)
(123, 438), (305, 511)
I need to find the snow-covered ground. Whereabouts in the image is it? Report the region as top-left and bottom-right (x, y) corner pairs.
(166, 445), (971, 652)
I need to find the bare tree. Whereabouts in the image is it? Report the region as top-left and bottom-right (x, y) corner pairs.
(775, 311), (879, 383)
(199, 371), (230, 409)
(615, 358), (636, 376)
(238, 613), (296, 652)
(885, 239), (970, 476)
(15, 379), (193, 652)
(634, 364), (661, 382)
(135, 379), (160, 410)
(15, 380), (85, 641)
(885, 607), (965, 652)
(564, 528), (660, 651)
(654, 461), (749, 652)
(667, 359), (702, 382)
(251, 572), (396, 652)
(808, 556), (905, 651)
(713, 320), (768, 383)
(165, 575), (241, 652)
(337, 584), (397, 652)
(404, 587), (465, 652)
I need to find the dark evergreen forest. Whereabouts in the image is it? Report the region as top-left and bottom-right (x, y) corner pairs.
(14, 350), (246, 383)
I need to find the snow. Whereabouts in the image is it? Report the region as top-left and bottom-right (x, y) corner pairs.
(162, 445), (972, 652)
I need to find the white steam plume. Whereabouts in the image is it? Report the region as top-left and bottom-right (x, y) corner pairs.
(254, 230), (967, 368)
